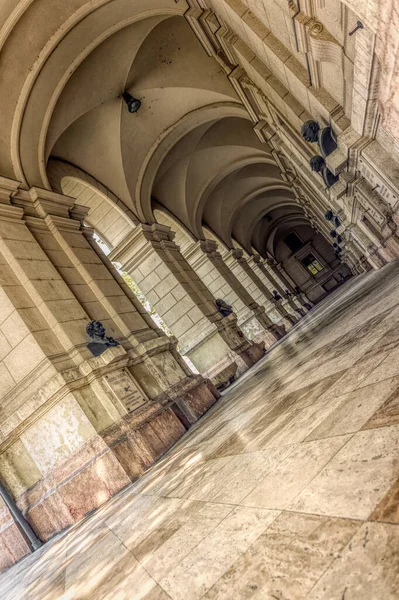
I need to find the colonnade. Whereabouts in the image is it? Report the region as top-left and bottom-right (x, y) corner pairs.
(0, 181), (309, 569)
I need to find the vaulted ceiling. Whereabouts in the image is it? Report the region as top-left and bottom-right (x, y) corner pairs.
(0, 0), (314, 258)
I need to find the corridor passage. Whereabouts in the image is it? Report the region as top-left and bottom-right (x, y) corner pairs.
(2, 264), (399, 600)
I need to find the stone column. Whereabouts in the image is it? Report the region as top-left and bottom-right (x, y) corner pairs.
(184, 240), (282, 346)
(110, 224), (265, 386)
(0, 183), (220, 547)
(263, 257), (312, 314)
(230, 249), (298, 328)
(249, 254), (305, 317)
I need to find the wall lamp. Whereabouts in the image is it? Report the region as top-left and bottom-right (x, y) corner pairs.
(122, 91), (141, 113)
(349, 21), (363, 36)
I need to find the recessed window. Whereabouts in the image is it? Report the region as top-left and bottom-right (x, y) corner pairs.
(284, 231), (303, 253)
(301, 253), (324, 275)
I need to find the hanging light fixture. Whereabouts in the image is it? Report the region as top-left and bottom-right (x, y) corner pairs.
(122, 91), (141, 113)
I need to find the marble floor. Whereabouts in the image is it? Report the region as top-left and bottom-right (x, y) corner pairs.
(2, 264), (399, 599)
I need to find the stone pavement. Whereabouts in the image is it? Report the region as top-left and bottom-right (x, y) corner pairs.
(2, 263), (399, 599)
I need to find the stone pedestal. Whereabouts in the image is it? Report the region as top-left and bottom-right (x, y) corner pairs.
(0, 497), (31, 571)
(251, 256), (304, 317)
(264, 258), (312, 312)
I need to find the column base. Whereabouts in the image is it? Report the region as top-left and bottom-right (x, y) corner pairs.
(205, 359), (238, 390)
(237, 340), (265, 367)
(280, 316), (296, 331)
(253, 329), (279, 349)
(103, 375), (219, 478)
(18, 436), (131, 542)
(289, 300), (306, 317)
(270, 323), (286, 339)
(285, 311), (299, 325)
(0, 500), (31, 572)
(168, 376), (220, 428)
(13, 375), (221, 544)
(103, 403), (186, 481)
(216, 314), (266, 368)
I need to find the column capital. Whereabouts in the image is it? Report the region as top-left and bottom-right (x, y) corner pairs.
(109, 223), (178, 269)
(0, 176), (21, 204)
(250, 254), (262, 264)
(11, 186), (76, 219)
(265, 257), (277, 268)
(198, 238), (219, 257)
(142, 222), (176, 243)
(231, 248), (244, 261)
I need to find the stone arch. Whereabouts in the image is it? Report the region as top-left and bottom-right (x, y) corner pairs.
(224, 184), (295, 247)
(152, 204), (196, 254)
(47, 159), (136, 250)
(137, 102), (248, 225)
(251, 205), (307, 257)
(193, 154), (276, 242)
(1, 0), (188, 187)
(202, 225), (231, 254)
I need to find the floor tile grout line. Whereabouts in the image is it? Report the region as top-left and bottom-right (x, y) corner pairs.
(147, 503), (238, 595)
(279, 431), (357, 513)
(284, 508), (399, 526)
(104, 522), (174, 600)
(227, 432), (354, 509)
(193, 509), (284, 600)
(301, 519), (363, 600)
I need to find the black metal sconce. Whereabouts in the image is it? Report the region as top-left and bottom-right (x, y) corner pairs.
(349, 21), (363, 36)
(122, 91), (141, 113)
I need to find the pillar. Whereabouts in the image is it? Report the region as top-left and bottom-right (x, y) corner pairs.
(0, 182), (221, 548)
(230, 249), (298, 328)
(184, 240), (282, 346)
(109, 224), (265, 387)
(250, 254), (306, 317)
(262, 256), (312, 314)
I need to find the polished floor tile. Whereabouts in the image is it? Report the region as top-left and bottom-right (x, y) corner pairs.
(3, 266), (399, 599)
(159, 507), (279, 600)
(305, 377), (399, 440)
(203, 512), (360, 600)
(241, 435), (350, 509)
(362, 386), (399, 430)
(369, 478), (399, 523)
(306, 522), (399, 599)
(291, 424), (399, 519)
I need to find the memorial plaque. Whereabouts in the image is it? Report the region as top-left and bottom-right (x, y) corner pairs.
(103, 368), (146, 413)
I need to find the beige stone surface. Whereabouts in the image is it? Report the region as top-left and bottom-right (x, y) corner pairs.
(1, 0), (399, 589)
(2, 264), (399, 597)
